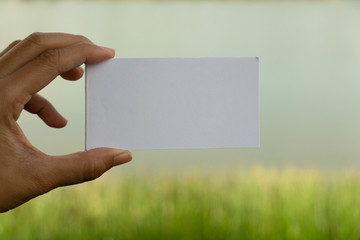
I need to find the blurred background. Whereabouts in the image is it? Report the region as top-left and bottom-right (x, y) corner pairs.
(1, 0), (360, 170)
(1, 0), (360, 239)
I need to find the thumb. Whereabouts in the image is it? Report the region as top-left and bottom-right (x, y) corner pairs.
(47, 148), (132, 188)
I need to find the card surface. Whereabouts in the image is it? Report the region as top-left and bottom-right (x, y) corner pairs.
(86, 58), (259, 150)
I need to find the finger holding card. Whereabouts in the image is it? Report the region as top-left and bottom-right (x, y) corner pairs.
(0, 33), (131, 213)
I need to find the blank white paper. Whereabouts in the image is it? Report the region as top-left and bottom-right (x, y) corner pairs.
(86, 58), (259, 150)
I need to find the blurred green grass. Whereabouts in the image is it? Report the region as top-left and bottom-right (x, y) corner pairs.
(1, 168), (360, 240)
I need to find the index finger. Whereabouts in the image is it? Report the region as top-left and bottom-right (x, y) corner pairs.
(7, 42), (115, 100)
(0, 32), (92, 78)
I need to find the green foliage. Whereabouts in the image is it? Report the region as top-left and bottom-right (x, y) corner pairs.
(1, 168), (360, 240)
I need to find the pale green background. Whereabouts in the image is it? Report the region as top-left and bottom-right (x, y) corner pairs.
(0, 1), (359, 170)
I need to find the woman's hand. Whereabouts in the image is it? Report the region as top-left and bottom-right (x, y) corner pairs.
(0, 32), (132, 213)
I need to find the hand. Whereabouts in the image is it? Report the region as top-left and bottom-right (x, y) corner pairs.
(0, 32), (132, 213)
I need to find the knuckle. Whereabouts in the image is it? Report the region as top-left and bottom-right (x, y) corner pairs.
(81, 154), (107, 182)
(77, 42), (92, 52)
(8, 40), (21, 48)
(24, 32), (45, 48)
(76, 34), (91, 43)
(39, 49), (61, 69)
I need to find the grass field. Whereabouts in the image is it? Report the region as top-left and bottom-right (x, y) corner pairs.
(1, 167), (360, 240)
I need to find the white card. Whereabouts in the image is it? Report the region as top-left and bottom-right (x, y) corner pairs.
(86, 58), (259, 150)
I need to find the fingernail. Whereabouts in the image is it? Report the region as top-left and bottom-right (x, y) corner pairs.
(113, 150), (132, 166)
(101, 46), (116, 54)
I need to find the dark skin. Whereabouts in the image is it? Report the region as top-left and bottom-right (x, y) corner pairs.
(0, 32), (132, 213)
